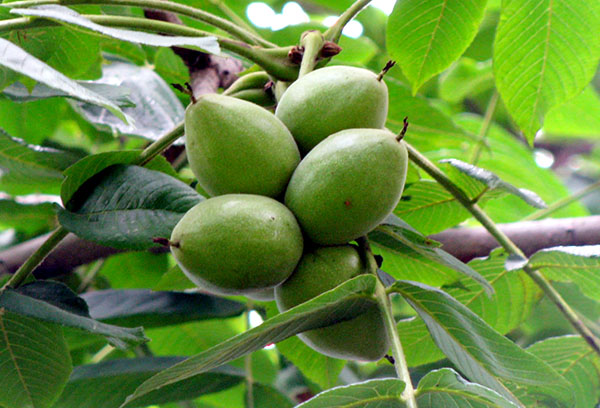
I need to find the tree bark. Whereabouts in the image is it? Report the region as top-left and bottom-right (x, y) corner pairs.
(2, 216), (599, 278)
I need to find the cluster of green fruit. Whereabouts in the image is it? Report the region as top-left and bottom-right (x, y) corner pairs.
(170, 65), (408, 361)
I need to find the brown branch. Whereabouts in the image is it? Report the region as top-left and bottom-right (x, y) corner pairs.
(2, 216), (600, 279)
(430, 215), (600, 263)
(143, 9), (243, 97)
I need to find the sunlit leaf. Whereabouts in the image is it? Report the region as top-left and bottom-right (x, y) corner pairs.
(494, 0), (600, 142)
(387, 0), (488, 93)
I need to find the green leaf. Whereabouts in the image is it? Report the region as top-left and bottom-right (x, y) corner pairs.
(371, 214), (494, 296)
(416, 368), (519, 407)
(83, 289), (245, 328)
(275, 335), (345, 390)
(454, 115), (587, 222)
(58, 164), (202, 250)
(440, 158), (547, 208)
(153, 265), (195, 291)
(386, 78), (474, 153)
(0, 128), (83, 190)
(528, 245), (600, 301)
(71, 61), (185, 142)
(252, 383), (294, 408)
(526, 336), (600, 408)
(146, 319), (277, 385)
(0, 287), (147, 349)
(11, 5), (220, 54)
(394, 180), (471, 235)
(0, 309), (72, 408)
(0, 199), (56, 233)
(54, 357), (243, 408)
(374, 245), (462, 288)
(121, 275), (378, 407)
(60, 150), (179, 208)
(399, 249), (540, 367)
(1, 25), (102, 86)
(543, 86), (600, 138)
(387, 0), (488, 93)
(439, 58), (494, 103)
(296, 378), (406, 407)
(0, 37), (128, 122)
(392, 280), (573, 407)
(493, 0), (600, 142)
(99, 251), (169, 289)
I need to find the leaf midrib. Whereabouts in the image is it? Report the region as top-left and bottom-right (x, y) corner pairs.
(414, 0), (448, 88)
(0, 308), (34, 407)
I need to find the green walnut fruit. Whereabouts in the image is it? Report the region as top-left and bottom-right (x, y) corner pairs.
(185, 94), (300, 198)
(275, 245), (389, 361)
(285, 128), (408, 245)
(275, 66), (388, 153)
(170, 194), (303, 295)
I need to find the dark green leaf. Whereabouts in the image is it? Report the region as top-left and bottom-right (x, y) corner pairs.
(392, 280), (573, 407)
(296, 379), (406, 407)
(416, 368), (518, 407)
(58, 164), (202, 250)
(441, 159), (547, 208)
(526, 336), (600, 408)
(0, 288), (147, 349)
(82, 289), (245, 328)
(0, 128), (83, 189)
(71, 61), (185, 141)
(528, 245), (600, 301)
(371, 214), (493, 295)
(11, 5), (220, 54)
(54, 357), (243, 408)
(0, 309), (72, 408)
(387, 0), (488, 93)
(0, 37), (127, 121)
(121, 275), (378, 407)
(60, 150), (180, 208)
(0, 199), (56, 233)
(493, 0), (600, 142)
(16, 281), (89, 317)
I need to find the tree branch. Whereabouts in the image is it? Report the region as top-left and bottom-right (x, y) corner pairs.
(143, 8), (243, 98)
(2, 216), (599, 279)
(430, 215), (600, 263)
